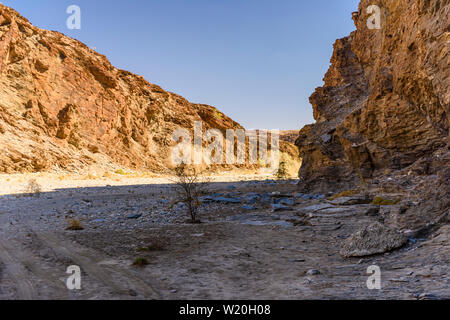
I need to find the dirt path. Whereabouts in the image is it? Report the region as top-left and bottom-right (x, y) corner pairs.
(33, 231), (162, 299)
(0, 239), (38, 299)
(0, 220), (163, 299)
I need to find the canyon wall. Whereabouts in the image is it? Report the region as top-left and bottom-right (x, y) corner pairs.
(0, 4), (297, 174)
(296, 0), (449, 191)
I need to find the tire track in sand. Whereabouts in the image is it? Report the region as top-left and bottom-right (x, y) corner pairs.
(0, 239), (38, 300)
(34, 231), (162, 299)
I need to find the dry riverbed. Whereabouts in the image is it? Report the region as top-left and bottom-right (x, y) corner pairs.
(0, 173), (448, 300)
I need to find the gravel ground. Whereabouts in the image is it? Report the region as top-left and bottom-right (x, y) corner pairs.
(0, 174), (448, 300)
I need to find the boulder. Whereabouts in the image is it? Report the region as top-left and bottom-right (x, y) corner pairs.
(340, 222), (407, 258)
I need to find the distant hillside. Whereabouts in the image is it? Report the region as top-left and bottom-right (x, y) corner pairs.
(280, 130), (300, 144)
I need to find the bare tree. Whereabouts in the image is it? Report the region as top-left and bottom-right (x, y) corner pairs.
(25, 178), (42, 197)
(172, 164), (210, 223)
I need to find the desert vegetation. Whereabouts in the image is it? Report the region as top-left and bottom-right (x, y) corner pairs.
(172, 165), (211, 223)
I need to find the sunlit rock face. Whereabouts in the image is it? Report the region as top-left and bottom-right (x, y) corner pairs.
(296, 0), (449, 191)
(0, 4), (245, 173)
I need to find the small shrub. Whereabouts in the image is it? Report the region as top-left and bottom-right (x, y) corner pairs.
(66, 218), (84, 231)
(132, 257), (149, 266)
(172, 164), (210, 223)
(115, 169), (127, 175)
(275, 161), (288, 179)
(25, 179), (42, 197)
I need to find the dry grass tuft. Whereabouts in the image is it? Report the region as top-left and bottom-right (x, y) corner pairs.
(132, 257), (149, 266)
(66, 218), (84, 231)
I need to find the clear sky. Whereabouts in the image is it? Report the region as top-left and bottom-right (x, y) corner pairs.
(3, 0), (359, 130)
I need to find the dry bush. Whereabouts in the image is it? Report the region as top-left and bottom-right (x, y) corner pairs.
(25, 179), (42, 197)
(66, 218), (84, 231)
(171, 164), (210, 223)
(132, 257), (149, 267)
(275, 161), (288, 180)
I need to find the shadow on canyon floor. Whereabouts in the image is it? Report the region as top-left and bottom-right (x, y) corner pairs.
(0, 179), (448, 300)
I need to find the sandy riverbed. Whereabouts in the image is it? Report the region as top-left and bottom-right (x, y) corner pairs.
(0, 173), (448, 299)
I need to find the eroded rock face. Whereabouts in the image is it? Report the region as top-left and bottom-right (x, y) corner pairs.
(0, 5), (297, 173)
(296, 0), (449, 191)
(340, 222), (408, 258)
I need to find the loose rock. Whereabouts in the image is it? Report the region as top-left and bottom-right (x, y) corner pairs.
(340, 222), (408, 258)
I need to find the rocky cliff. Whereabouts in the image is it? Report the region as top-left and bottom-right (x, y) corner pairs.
(0, 4), (298, 174)
(296, 0), (449, 192)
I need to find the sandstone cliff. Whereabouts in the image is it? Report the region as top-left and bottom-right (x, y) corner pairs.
(0, 4), (298, 174)
(296, 0), (449, 191)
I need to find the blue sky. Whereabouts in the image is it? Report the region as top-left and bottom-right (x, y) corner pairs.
(3, 0), (359, 130)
